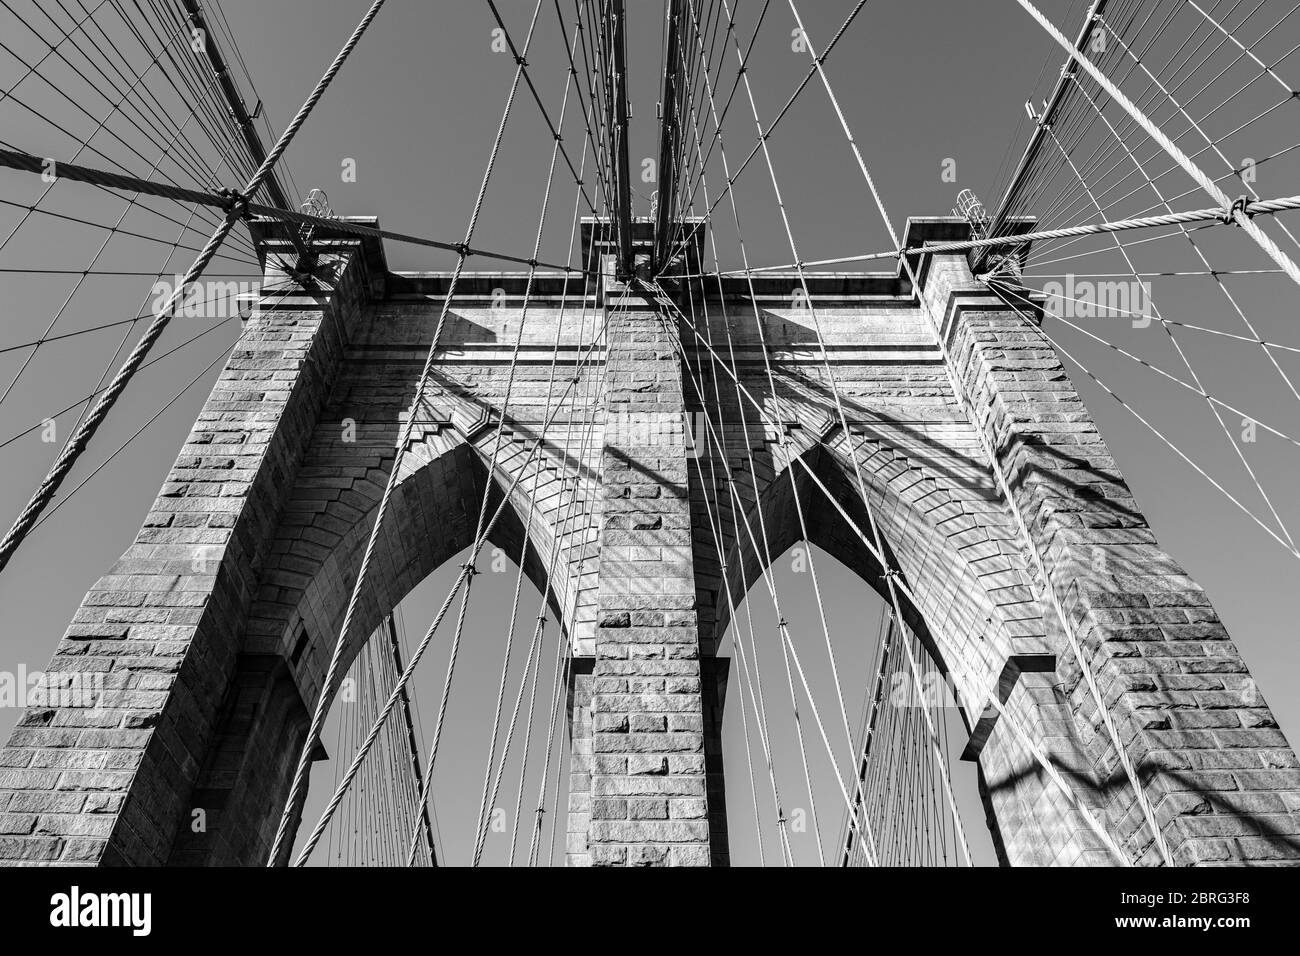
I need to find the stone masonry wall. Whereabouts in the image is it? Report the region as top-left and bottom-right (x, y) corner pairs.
(584, 284), (712, 866)
(925, 250), (1300, 865)
(3, 220), (1298, 867)
(0, 241), (371, 865)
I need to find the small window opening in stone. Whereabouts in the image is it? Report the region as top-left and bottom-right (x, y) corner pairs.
(290, 624), (310, 667)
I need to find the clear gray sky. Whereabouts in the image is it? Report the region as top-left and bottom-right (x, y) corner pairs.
(0, 0), (1297, 866)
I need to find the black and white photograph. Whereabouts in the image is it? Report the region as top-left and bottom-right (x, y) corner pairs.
(0, 0), (1295, 939)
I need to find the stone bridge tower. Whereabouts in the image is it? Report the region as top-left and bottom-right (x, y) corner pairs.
(2, 214), (1299, 867)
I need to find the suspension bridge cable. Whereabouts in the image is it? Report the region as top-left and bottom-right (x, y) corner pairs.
(530, 245), (609, 866)
(25, 341), (233, 534)
(0, 7), (263, 258)
(673, 194), (1300, 275)
(1081, 30), (1300, 407)
(1016, 0), (1300, 291)
(659, 306), (829, 863)
(0, 110), (212, 409)
(675, 264), (799, 863)
(293, 289), (625, 867)
(675, 218), (795, 864)
(1044, 87), (1298, 549)
(484, 0), (599, 217)
(270, 0), (543, 866)
(523, 167), (612, 867)
(0, 310), (241, 452)
(670, 234), (801, 863)
(475, 55), (600, 868)
(0, 0), (388, 578)
(1001, 0), (1273, 242)
(462, 14), (589, 862)
(774, 0), (1160, 864)
(988, 277), (1300, 558)
(707, 1), (977, 865)
(0, 147), (598, 274)
(675, 0), (873, 826)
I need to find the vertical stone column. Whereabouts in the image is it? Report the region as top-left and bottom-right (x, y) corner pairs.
(0, 224), (377, 865)
(586, 283), (711, 866)
(564, 666), (593, 867)
(921, 243), (1300, 865)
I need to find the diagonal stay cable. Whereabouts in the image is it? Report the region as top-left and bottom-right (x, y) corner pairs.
(418, 14), (586, 864)
(293, 288), (626, 868)
(988, 277), (1300, 559)
(473, 43), (597, 863)
(1041, 94), (1299, 551)
(0, 0), (387, 577)
(0, 308), (247, 453)
(0, 148), (596, 275)
(672, 194), (1300, 276)
(26, 342), (235, 535)
(0, 109), (209, 410)
(484, 0), (599, 217)
(732, 0), (1146, 863)
(1015, 0), (1300, 291)
(0, 8), (261, 259)
(271, 0), (550, 865)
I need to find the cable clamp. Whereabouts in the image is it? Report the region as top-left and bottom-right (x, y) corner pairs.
(454, 242), (470, 257)
(218, 187), (250, 218)
(462, 562), (480, 576)
(1222, 195), (1252, 225)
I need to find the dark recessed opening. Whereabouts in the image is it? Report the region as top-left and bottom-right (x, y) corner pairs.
(290, 624), (310, 667)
